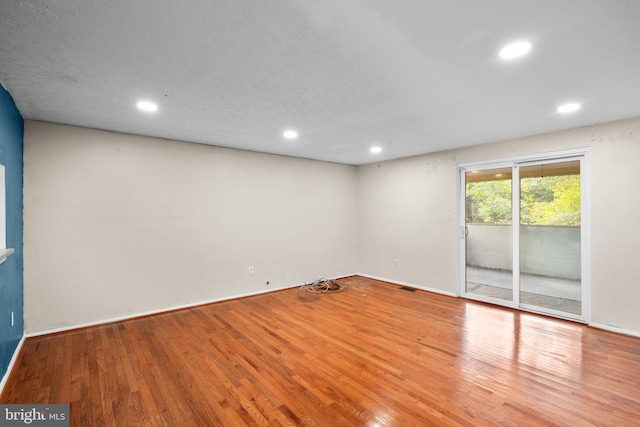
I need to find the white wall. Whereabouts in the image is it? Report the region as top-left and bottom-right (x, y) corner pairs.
(357, 153), (459, 291)
(24, 121), (357, 333)
(357, 116), (640, 333)
(24, 116), (640, 335)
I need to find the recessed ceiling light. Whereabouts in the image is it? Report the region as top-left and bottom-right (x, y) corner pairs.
(370, 146), (382, 154)
(136, 101), (158, 112)
(556, 102), (581, 113)
(283, 130), (298, 140)
(499, 41), (533, 59)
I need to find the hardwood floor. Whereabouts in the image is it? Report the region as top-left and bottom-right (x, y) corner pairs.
(2, 276), (640, 426)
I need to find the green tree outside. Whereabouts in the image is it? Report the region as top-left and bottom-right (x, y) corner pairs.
(466, 175), (580, 226)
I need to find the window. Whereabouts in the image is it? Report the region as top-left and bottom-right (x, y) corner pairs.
(0, 163), (13, 264)
(0, 164), (5, 250)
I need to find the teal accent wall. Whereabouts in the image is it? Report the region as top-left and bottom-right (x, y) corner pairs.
(0, 84), (24, 381)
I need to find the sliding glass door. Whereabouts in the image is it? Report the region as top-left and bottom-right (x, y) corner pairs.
(460, 152), (588, 321)
(464, 166), (514, 302)
(518, 160), (582, 316)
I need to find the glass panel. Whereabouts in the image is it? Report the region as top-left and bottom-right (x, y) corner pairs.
(519, 160), (581, 315)
(465, 167), (513, 302)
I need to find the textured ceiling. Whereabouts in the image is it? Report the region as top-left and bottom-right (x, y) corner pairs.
(1, 0), (640, 165)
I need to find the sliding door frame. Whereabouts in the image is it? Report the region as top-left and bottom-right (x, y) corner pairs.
(457, 148), (591, 322)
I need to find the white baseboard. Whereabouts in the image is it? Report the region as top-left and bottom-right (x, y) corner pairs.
(26, 274), (354, 338)
(355, 273), (458, 297)
(0, 334), (25, 398)
(589, 322), (640, 338)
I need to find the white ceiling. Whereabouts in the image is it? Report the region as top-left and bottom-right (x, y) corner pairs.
(1, 0), (639, 165)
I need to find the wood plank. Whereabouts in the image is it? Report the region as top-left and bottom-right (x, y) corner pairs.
(2, 276), (640, 426)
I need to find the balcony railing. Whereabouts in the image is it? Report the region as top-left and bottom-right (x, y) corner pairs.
(466, 223), (581, 280)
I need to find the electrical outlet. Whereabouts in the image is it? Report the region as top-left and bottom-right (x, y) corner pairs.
(445, 212), (452, 222)
(394, 258), (399, 267)
(248, 266), (254, 275)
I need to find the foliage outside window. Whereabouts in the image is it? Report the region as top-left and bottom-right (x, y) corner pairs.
(466, 175), (580, 226)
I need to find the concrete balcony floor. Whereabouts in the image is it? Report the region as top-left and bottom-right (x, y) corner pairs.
(465, 266), (581, 315)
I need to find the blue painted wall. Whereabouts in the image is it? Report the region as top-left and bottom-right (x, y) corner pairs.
(0, 84), (24, 382)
